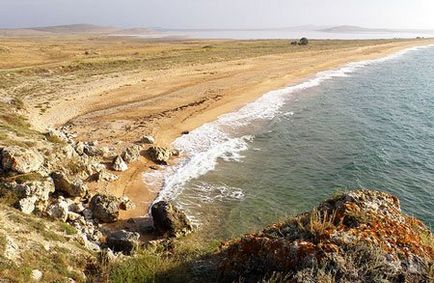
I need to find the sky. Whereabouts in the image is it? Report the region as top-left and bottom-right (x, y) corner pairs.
(1, 0), (434, 30)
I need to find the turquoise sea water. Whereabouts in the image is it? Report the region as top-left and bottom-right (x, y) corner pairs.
(147, 45), (434, 239)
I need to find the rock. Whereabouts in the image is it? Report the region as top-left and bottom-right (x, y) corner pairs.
(147, 146), (172, 165)
(4, 236), (19, 260)
(46, 197), (70, 222)
(86, 161), (106, 176)
(18, 177), (55, 202)
(45, 128), (68, 143)
(31, 269), (43, 281)
(84, 145), (104, 157)
(141, 135), (155, 144)
(75, 142), (85, 155)
(171, 149), (180, 157)
(106, 230), (140, 254)
(112, 155), (128, 171)
(96, 170), (118, 182)
(151, 201), (193, 237)
(69, 202), (85, 213)
(216, 190), (434, 282)
(51, 172), (87, 198)
(82, 208), (93, 220)
(18, 196), (38, 214)
(119, 196), (135, 211)
(1, 146), (44, 174)
(122, 145), (141, 163)
(12, 177), (55, 214)
(67, 211), (81, 221)
(299, 37), (309, 45)
(90, 194), (120, 223)
(181, 130), (190, 135)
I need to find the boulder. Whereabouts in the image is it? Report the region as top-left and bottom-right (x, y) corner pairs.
(151, 201), (193, 237)
(18, 196), (38, 214)
(1, 146), (44, 174)
(299, 37), (309, 45)
(119, 196), (135, 211)
(46, 197), (71, 222)
(18, 177), (55, 202)
(90, 194), (120, 223)
(12, 177), (55, 214)
(45, 128), (68, 143)
(106, 230), (140, 254)
(122, 145), (141, 163)
(84, 145), (104, 157)
(75, 142), (86, 155)
(51, 172), (87, 198)
(96, 170), (118, 182)
(147, 146), (172, 165)
(141, 135), (155, 144)
(86, 161), (106, 176)
(31, 269), (43, 281)
(112, 156), (128, 171)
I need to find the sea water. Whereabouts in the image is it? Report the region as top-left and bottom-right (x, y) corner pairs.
(145, 45), (434, 239)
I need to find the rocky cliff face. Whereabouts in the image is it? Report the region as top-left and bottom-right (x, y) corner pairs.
(216, 190), (433, 282)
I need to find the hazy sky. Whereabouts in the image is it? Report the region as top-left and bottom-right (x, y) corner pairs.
(1, 0), (434, 29)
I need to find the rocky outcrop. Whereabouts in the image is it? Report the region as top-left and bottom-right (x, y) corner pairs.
(0, 146), (44, 174)
(216, 190), (434, 282)
(51, 171), (87, 198)
(90, 194), (120, 223)
(151, 201), (193, 237)
(112, 155), (128, 171)
(147, 146), (172, 165)
(106, 230), (140, 254)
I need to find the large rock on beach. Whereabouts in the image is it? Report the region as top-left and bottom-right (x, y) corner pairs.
(90, 194), (120, 223)
(51, 171), (87, 197)
(147, 146), (172, 165)
(1, 146), (44, 174)
(151, 201), (193, 237)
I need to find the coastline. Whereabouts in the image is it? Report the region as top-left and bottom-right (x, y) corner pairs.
(119, 40), (434, 221)
(4, 37), (434, 223)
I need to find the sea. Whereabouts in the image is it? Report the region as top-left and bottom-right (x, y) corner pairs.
(145, 44), (434, 240)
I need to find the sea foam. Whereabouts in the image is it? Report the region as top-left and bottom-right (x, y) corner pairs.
(145, 44), (434, 205)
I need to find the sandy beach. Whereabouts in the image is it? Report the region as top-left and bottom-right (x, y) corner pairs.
(2, 36), (434, 222)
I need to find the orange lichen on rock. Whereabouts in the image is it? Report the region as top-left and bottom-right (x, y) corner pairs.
(216, 190), (433, 282)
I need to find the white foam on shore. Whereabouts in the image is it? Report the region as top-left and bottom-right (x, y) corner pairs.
(145, 44), (434, 204)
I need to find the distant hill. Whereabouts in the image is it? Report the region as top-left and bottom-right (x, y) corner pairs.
(0, 24), (161, 37)
(30, 24), (119, 34)
(319, 25), (393, 33)
(320, 25), (434, 35)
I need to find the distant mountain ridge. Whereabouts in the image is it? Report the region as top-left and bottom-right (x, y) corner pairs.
(320, 25), (434, 34)
(0, 24), (159, 36)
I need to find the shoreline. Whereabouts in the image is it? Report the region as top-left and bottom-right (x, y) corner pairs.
(112, 40), (434, 223)
(145, 42), (434, 210)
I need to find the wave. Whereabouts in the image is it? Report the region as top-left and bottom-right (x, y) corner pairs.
(145, 44), (434, 204)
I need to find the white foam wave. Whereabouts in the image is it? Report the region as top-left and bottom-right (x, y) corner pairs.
(146, 44), (434, 204)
